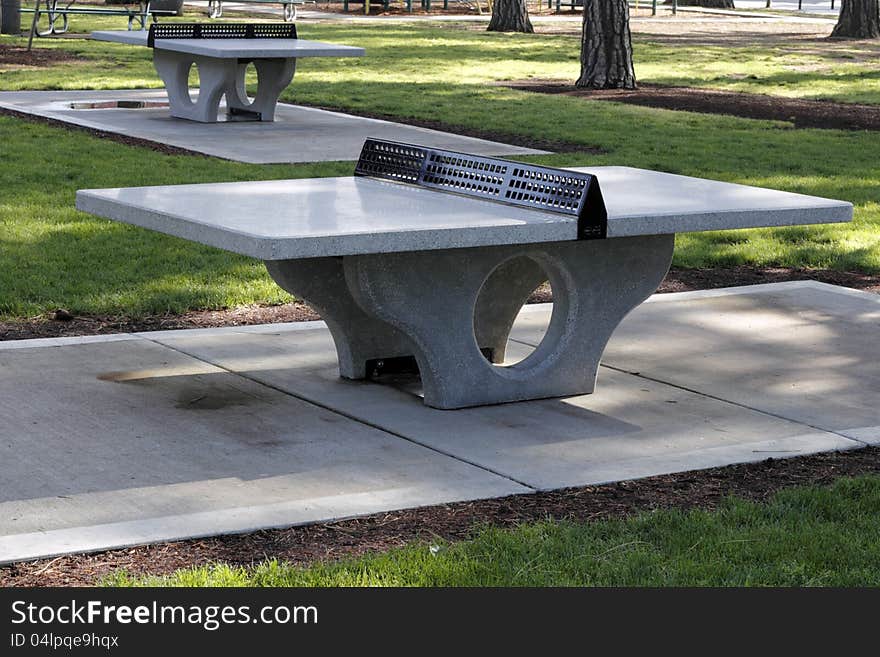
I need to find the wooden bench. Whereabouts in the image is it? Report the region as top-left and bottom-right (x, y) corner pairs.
(75, 139), (853, 409)
(91, 22), (365, 122)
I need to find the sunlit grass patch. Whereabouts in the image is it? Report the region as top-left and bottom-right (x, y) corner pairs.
(105, 476), (880, 587)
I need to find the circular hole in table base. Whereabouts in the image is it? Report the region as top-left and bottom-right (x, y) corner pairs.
(473, 255), (553, 368)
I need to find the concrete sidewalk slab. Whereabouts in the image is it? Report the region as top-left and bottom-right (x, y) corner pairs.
(147, 310), (859, 492)
(0, 338), (527, 564)
(596, 282), (878, 446)
(0, 89), (545, 164)
(510, 282), (880, 444)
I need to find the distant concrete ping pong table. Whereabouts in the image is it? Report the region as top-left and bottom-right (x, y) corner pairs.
(91, 23), (364, 123)
(76, 140), (853, 409)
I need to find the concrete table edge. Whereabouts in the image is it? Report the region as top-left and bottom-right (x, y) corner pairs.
(74, 188), (580, 261)
(90, 31), (366, 58)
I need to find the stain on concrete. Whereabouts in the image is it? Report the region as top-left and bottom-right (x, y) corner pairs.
(97, 370), (266, 411)
(174, 387), (263, 411)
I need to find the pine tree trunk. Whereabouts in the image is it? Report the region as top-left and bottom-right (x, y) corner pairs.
(674, 0), (735, 8)
(1, 0), (22, 35)
(831, 0), (880, 39)
(577, 0), (636, 89)
(487, 0), (534, 33)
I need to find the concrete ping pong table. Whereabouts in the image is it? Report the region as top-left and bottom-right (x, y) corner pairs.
(76, 139), (853, 409)
(91, 23), (364, 123)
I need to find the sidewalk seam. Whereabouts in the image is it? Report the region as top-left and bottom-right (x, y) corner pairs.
(138, 334), (540, 492)
(593, 360), (872, 449)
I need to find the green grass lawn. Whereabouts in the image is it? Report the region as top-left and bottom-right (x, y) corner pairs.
(1, 18), (879, 318)
(5, 12), (880, 103)
(104, 475), (880, 586)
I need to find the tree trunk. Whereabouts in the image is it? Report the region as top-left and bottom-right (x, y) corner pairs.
(831, 0), (880, 39)
(577, 0), (636, 89)
(674, 1), (735, 8)
(487, 0), (533, 33)
(1, 0), (22, 36)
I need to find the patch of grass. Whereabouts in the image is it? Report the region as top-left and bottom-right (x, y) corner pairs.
(637, 41), (880, 105)
(1, 21), (879, 317)
(104, 475), (880, 586)
(5, 17), (880, 103)
(0, 117), (352, 317)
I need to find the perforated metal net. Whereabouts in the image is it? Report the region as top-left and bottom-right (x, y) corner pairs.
(355, 139), (606, 239)
(147, 22), (297, 47)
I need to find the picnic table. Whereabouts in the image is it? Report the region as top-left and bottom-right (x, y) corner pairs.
(75, 139), (853, 409)
(91, 23), (364, 122)
(205, 0), (304, 22)
(24, 0), (173, 39)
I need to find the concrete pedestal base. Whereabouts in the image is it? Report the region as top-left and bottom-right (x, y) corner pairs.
(266, 235), (674, 409)
(153, 50), (296, 122)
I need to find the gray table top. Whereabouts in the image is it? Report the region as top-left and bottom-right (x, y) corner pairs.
(75, 166), (853, 261)
(91, 30), (365, 59)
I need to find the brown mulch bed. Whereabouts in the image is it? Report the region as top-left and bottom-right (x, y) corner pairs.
(505, 80), (880, 131)
(0, 301), (322, 341)
(3, 266), (877, 342)
(2, 446), (879, 587)
(0, 43), (85, 67)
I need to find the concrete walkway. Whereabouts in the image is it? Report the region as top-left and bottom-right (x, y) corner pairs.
(0, 90), (544, 164)
(0, 281), (876, 564)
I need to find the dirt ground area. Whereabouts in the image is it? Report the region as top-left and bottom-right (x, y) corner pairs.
(0, 43), (85, 67)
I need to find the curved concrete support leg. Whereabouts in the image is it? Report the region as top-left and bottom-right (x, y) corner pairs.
(345, 236), (674, 409)
(153, 51), (232, 122)
(227, 61), (251, 111)
(264, 258), (414, 379)
(152, 51), (194, 111)
(473, 256), (547, 364)
(226, 58), (296, 122)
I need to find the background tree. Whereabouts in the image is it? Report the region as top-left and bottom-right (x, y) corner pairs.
(577, 0), (636, 89)
(831, 0), (880, 38)
(487, 0), (533, 33)
(1, 0), (22, 35)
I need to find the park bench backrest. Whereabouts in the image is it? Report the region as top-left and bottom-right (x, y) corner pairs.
(355, 138), (607, 239)
(147, 22), (298, 47)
